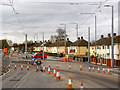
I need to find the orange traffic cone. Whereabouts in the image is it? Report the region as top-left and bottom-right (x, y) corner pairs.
(27, 64), (29, 71)
(102, 67), (105, 73)
(89, 65), (91, 71)
(56, 69), (60, 81)
(53, 68), (56, 77)
(34, 62), (36, 66)
(69, 64), (71, 69)
(108, 67), (110, 74)
(21, 64), (23, 70)
(98, 67), (100, 73)
(68, 77), (72, 89)
(36, 66), (39, 72)
(15, 63), (17, 69)
(92, 65), (95, 71)
(8, 63), (10, 69)
(80, 82), (84, 88)
(57, 64), (59, 68)
(43, 65), (45, 72)
(80, 65), (82, 71)
(48, 65), (50, 74)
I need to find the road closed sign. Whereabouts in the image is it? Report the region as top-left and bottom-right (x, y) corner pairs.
(32, 57), (35, 61)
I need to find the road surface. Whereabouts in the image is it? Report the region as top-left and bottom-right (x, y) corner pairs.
(2, 56), (119, 89)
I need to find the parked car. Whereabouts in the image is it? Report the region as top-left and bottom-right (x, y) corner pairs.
(32, 52), (47, 59)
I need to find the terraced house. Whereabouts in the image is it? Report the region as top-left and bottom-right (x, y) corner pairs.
(33, 41), (43, 52)
(90, 33), (120, 67)
(44, 40), (52, 53)
(50, 38), (73, 54)
(69, 36), (88, 61)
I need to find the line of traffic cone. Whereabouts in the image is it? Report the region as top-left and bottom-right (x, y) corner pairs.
(43, 65), (45, 72)
(27, 64), (29, 71)
(92, 66), (95, 71)
(8, 63), (10, 69)
(108, 67), (110, 74)
(80, 82), (84, 89)
(57, 64), (59, 68)
(80, 65), (82, 71)
(69, 64), (71, 69)
(98, 67), (100, 73)
(102, 67), (105, 74)
(56, 69), (60, 81)
(48, 64), (51, 74)
(68, 76), (72, 89)
(53, 68), (56, 77)
(21, 64), (23, 70)
(15, 63), (17, 69)
(34, 62), (36, 66)
(36, 66), (39, 72)
(89, 65), (91, 71)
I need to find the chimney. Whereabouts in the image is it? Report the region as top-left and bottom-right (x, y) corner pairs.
(35, 41), (37, 44)
(60, 39), (62, 41)
(113, 33), (116, 37)
(40, 41), (42, 43)
(108, 33), (111, 38)
(62, 39), (64, 41)
(101, 35), (104, 39)
(81, 36), (83, 40)
(55, 40), (57, 42)
(78, 37), (80, 40)
(48, 40), (50, 42)
(45, 40), (47, 42)
(67, 38), (69, 41)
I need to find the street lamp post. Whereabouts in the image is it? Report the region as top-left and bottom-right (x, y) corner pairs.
(60, 23), (67, 57)
(34, 34), (38, 43)
(88, 27), (91, 63)
(69, 23), (79, 57)
(104, 5), (114, 68)
(25, 34), (27, 59)
(78, 13), (97, 64)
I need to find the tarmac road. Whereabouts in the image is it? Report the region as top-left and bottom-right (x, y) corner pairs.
(2, 56), (119, 89)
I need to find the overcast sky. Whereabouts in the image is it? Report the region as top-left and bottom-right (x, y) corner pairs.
(0, 0), (119, 44)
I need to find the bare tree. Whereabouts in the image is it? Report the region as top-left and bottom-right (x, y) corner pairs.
(56, 28), (67, 40)
(50, 35), (58, 43)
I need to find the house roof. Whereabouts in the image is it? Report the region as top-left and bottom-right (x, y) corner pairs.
(91, 35), (120, 46)
(72, 38), (88, 46)
(49, 40), (62, 47)
(58, 40), (73, 47)
(44, 41), (52, 47)
(34, 42), (43, 47)
(50, 39), (73, 47)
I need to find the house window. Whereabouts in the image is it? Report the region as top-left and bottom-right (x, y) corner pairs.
(105, 46), (106, 49)
(103, 46), (104, 49)
(92, 47), (94, 49)
(107, 45), (109, 49)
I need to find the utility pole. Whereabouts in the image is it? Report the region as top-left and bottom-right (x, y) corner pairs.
(34, 35), (35, 43)
(25, 34), (27, 59)
(78, 13), (97, 64)
(104, 5), (114, 68)
(88, 27), (90, 63)
(64, 24), (67, 57)
(111, 6), (114, 68)
(60, 23), (67, 57)
(43, 32), (44, 60)
(76, 24), (79, 57)
(95, 14), (97, 65)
